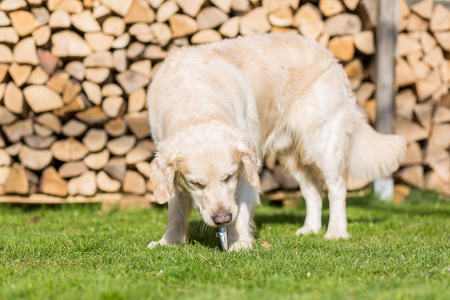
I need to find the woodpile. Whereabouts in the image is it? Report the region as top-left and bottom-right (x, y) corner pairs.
(0, 0), (448, 202)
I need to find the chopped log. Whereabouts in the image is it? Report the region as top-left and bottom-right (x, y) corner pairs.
(128, 88), (146, 113)
(434, 32), (450, 52)
(4, 82), (24, 114)
(82, 81), (101, 105)
(40, 166), (68, 197)
(270, 26), (298, 35)
(260, 169), (280, 193)
(219, 16), (240, 38)
(34, 123), (53, 137)
(103, 17), (126, 37)
(102, 96), (124, 118)
(135, 161), (151, 178)
(169, 14), (198, 37)
(23, 135), (56, 149)
(129, 60), (152, 79)
(125, 140), (155, 164)
(0, 64), (8, 81)
(430, 4), (450, 32)
(0, 167), (11, 194)
(18, 145), (52, 171)
(124, 0), (155, 23)
(355, 82), (375, 106)
(240, 7), (271, 36)
(407, 55), (430, 80)
(85, 68), (110, 84)
(102, 83), (123, 97)
(62, 119), (87, 137)
(10, 10), (38, 36)
(176, 0), (205, 17)
(124, 111), (151, 139)
(59, 161), (88, 178)
(46, 72), (70, 94)
(52, 31), (92, 57)
(82, 129), (107, 152)
(343, 0), (360, 11)
(37, 49), (60, 75)
(75, 106), (108, 125)
(423, 46), (444, 69)
(324, 13), (362, 36)
(0, 27), (19, 44)
(425, 171), (450, 197)
(344, 59), (364, 90)
(397, 33), (422, 56)
(395, 58), (417, 87)
(397, 165), (424, 189)
(394, 118), (429, 144)
(51, 138), (89, 162)
(401, 142), (423, 166)
(71, 10), (100, 32)
(113, 49), (127, 72)
(346, 173), (369, 191)
(0, 106), (17, 125)
(434, 105), (450, 124)
(393, 184), (411, 204)
(318, 0), (344, 17)
(353, 30), (375, 54)
(0, 11), (10, 26)
(364, 99), (376, 124)
(2, 119), (33, 143)
(4, 163), (28, 195)
(0, 45), (12, 63)
(65, 61), (85, 81)
(62, 80), (83, 104)
(85, 32), (114, 52)
(106, 135), (136, 155)
(116, 70), (150, 94)
(416, 69), (441, 102)
(0, 149), (11, 166)
(32, 26), (51, 46)
(49, 10), (71, 28)
(191, 29), (222, 44)
(157, 1), (179, 23)
(413, 103), (433, 131)
(36, 113), (62, 134)
(104, 118), (127, 137)
(54, 94), (87, 117)
(123, 170), (146, 195)
(268, 6), (293, 27)
(104, 157), (126, 182)
(197, 7), (228, 30)
(83, 149), (110, 170)
(67, 171), (97, 196)
(231, 0), (250, 12)
(97, 171), (121, 192)
(27, 66), (49, 85)
(127, 42), (145, 59)
(0, 0), (27, 11)
(429, 124), (450, 149)
(411, 0), (433, 20)
(83, 51), (114, 68)
(102, 0), (134, 16)
(93, 4), (111, 19)
(328, 35), (355, 62)
(54, 0), (83, 13)
(23, 85), (64, 113)
(406, 13), (428, 32)
(31, 6), (49, 26)
(13, 37), (39, 65)
(425, 140), (449, 182)
(356, 0), (377, 30)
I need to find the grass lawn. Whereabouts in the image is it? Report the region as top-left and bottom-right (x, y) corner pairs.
(1, 189), (449, 300)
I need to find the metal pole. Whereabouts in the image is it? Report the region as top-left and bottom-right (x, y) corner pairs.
(374, 0), (399, 201)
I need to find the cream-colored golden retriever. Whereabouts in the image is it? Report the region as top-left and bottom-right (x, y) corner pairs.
(147, 34), (405, 251)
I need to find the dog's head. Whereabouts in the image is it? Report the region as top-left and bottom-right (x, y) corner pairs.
(149, 124), (260, 227)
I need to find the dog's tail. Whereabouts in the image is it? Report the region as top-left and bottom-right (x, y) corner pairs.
(346, 100), (406, 182)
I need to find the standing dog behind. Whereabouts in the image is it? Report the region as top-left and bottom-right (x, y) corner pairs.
(147, 34), (406, 251)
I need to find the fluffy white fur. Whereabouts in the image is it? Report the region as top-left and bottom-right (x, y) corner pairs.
(147, 34), (406, 251)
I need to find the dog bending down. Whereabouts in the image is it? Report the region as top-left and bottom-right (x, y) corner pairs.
(147, 34), (406, 251)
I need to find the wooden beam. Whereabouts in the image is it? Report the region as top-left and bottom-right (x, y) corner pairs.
(374, 0), (398, 201)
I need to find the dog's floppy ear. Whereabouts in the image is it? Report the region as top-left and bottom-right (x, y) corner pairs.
(149, 145), (180, 204)
(237, 141), (260, 189)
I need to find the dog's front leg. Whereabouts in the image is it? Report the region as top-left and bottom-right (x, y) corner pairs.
(228, 178), (259, 251)
(148, 189), (191, 248)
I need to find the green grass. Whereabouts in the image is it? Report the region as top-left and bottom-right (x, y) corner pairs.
(1, 189), (449, 300)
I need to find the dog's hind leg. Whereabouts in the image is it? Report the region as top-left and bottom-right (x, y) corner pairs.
(228, 176), (259, 251)
(281, 155), (323, 235)
(148, 188), (191, 248)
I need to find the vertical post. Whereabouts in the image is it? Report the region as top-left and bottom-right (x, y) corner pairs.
(374, 0), (399, 201)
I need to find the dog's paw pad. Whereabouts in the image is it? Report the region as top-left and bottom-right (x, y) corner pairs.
(228, 241), (252, 251)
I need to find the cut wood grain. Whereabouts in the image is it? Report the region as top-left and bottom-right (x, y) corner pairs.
(40, 166), (68, 197)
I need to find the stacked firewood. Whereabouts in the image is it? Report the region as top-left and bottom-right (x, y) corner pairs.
(0, 0), (448, 200)
(393, 0), (450, 196)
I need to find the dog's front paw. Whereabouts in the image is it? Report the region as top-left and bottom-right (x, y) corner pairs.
(323, 230), (350, 240)
(296, 225), (321, 236)
(147, 240), (168, 249)
(228, 240), (252, 251)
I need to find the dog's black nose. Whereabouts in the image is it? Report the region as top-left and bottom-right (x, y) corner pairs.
(212, 212), (232, 225)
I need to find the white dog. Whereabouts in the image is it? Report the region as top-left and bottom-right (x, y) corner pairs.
(147, 34), (406, 251)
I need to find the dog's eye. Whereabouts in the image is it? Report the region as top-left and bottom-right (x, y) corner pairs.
(224, 174), (234, 183)
(190, 181), (206, 189)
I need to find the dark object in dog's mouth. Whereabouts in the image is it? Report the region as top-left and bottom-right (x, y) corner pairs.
(216, 225), (228, 251)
